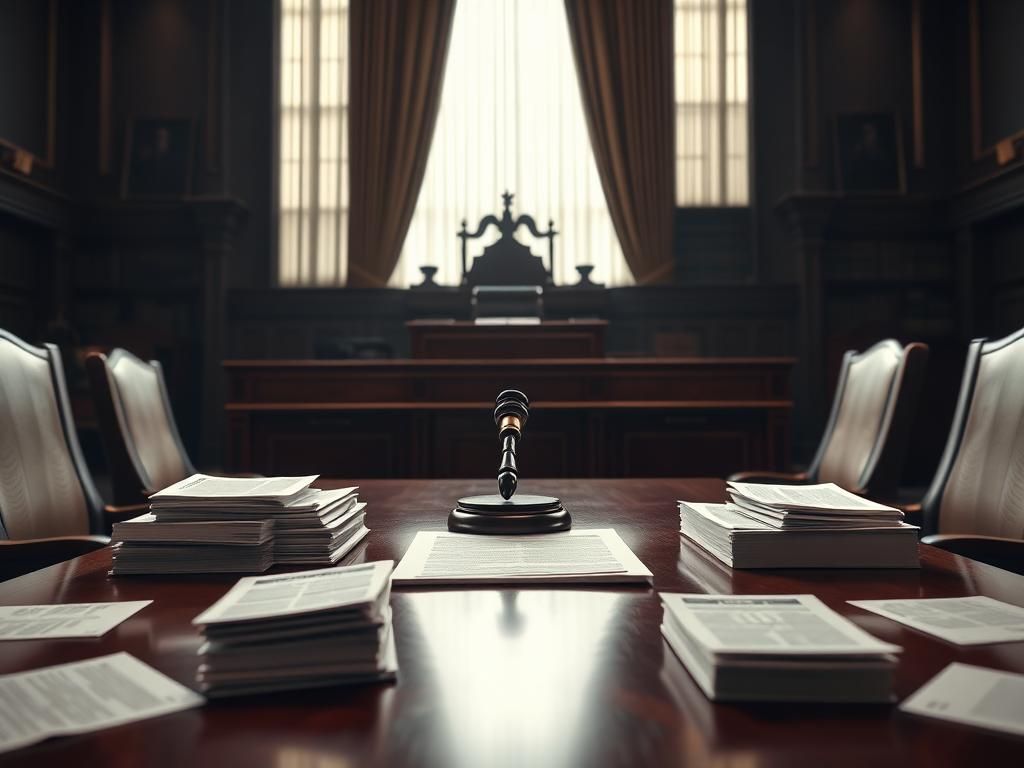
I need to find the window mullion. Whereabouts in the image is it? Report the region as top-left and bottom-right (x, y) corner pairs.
(717, 0), (728, 205)
(307, 0), (322, 282)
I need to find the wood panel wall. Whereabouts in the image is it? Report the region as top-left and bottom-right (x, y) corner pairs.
(0, 0), (1023, 486)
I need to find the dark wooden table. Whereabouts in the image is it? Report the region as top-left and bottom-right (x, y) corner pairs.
(2, 478), (1022, 767)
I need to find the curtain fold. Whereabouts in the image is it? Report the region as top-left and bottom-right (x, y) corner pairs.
(392, 0), (631, 289)
(564, 0), (676, 285)
(347, 0), (456, 288)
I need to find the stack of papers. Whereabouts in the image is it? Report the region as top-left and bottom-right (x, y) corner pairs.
(727, 481), (906, 527)
(661, 593), (901, 702)
(677, 482), (919, 569)
(111, 475), (369, 574)
(193, 562), (397, 697)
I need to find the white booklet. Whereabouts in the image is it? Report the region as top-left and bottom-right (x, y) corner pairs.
(848, 596), (1024, 645)
(193, 561), (393, 626)
(0, 652), (203, 754)
(391, 529), (652, 585)
(900, 662), (1024, 737)
(661, 593), (901, 656)
(150, 474), (318, 503)
(0, 601), (152, 640)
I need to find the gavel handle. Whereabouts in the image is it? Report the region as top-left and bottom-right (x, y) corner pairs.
(498, 435), (519, 499)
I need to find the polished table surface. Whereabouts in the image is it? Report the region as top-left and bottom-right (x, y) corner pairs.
(2, 478), (1023, 767)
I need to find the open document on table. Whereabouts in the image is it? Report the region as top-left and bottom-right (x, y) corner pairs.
(392, 529), (652, 585)
(901, 663), (1024, 737)
(0, 652), (203, 754)
(848, 596), (1024, 645)
(0, 602), (151, 640)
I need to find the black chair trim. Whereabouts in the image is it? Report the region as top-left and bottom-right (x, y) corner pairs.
(0, 329), (106, 536)
(920, 327), (1024, 536)
(805, 339), (924, 497)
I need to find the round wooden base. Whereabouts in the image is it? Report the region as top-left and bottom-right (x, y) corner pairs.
(448, 494), (572, 534)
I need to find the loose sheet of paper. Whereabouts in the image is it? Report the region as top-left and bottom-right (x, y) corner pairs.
(391, 529), (653, 584)
(848, 596), (1024, 645)
(900, 662), (1024, 737)
(661, 594), (901, 656)
(0, 652), (203, 754)
(0, 601), (152, 640)
(193, 561), (392, 625)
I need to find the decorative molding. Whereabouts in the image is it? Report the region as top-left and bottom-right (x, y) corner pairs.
(951, 162), (1024, 225)
(0, 173), (73, 231)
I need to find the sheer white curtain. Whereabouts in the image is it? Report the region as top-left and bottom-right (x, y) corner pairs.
(675, 0), (748, 206)
(278, 0), (349, 286)
(391, 0), (631, 288)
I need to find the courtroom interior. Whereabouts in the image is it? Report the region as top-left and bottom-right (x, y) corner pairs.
(0, 0), (1023, 765)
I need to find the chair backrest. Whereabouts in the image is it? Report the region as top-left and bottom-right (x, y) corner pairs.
(807, 339), (928, 498)
(85, 348), (195, 505)
(922, 328), (1024, 538)
(0, 330), (103, 538)
(459, 191), (556, 286)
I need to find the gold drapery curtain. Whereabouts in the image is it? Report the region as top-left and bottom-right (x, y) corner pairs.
(564, 0), (676, 284)
(347, 0), (456, 287)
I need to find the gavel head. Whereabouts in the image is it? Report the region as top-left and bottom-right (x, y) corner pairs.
(494, 389), (529, 440)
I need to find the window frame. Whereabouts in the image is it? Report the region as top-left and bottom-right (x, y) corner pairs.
(273, 0), (350, 288)
(674, 0), (752, 209)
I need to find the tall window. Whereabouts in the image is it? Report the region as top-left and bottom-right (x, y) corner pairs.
(390, 0), (631, 288)
(675, 0), (749, 206)
(278, 0), (349, 286)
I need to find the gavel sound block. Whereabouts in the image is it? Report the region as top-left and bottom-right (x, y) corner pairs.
(447, 389), (572, 535)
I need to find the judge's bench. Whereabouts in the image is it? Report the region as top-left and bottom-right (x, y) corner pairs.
(223, 343), (794, 480)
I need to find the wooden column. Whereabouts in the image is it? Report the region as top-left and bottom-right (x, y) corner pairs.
(776, 193), (833, 457)
(193, 198), (247, 467)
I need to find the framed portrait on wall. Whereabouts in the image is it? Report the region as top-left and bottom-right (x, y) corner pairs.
(0, 0), (57, 188)
(834, 113), (906, 194)
(122, 118), (195, 198)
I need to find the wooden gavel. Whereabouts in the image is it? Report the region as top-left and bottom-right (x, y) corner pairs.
(494, 389), (529, 499)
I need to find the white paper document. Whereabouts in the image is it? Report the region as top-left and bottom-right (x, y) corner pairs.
(392, 529), (653, 585)
(726, 481), (898, 513)
(0, 601), (152, 640)
(0, 652), (203, 754)
(848, 596), (1024, 645)
(193, 561), (393, 625)
(900, 662), (1024, 737)
(150, 474), (318, 502)
(661, 593), (901, 656)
